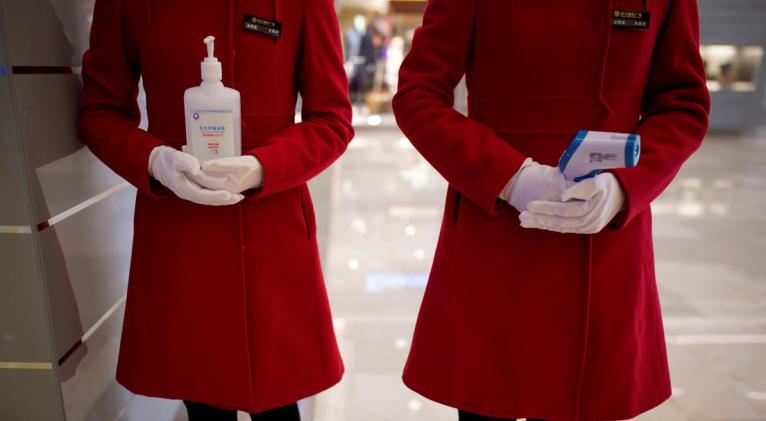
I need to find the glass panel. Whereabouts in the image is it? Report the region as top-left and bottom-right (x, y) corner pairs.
(2, 0), (95, 67)
(701, 45), (764, 92)
(0, 5), (65, 421)
(736, 47), (765, 91)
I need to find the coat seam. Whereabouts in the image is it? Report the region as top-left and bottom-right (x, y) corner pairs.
(425, 188), (463, 394)
(573, 235), (594, 421)
(648, 210), (671, 392)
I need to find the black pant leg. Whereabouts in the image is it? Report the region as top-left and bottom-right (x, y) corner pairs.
(250, 402), (300, 421)
(458, 409), (517, 421)
(458, 409), (550, 421)
(183, 400), (239, 421)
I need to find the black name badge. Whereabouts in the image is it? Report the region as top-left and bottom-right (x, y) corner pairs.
(243, 14), (282, 38)
(612, 10), (650, 30)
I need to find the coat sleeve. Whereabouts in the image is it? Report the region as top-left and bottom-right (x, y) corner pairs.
(78, 0), (166, 197)
(609, 0), (710, 230)
(246, 0), (353, 199)
(392, 0), (528, 215)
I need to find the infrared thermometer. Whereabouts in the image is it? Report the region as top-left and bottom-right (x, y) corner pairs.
(558, 130), (641, 181)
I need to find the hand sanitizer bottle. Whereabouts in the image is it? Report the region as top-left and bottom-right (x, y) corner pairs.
(184, 36), (241, 162)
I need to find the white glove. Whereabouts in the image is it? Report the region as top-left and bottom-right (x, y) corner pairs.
(519, 172), (625, 234)
(502, 158), (574, 212)
(148, 146), (244, 206)
(190, 155), (264, 194)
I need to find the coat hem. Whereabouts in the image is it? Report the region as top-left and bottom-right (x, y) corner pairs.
(402, 372), (672, 421)
(117, 366), (344, 415)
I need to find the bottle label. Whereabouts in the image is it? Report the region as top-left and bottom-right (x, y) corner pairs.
(189, 109), (235, 161)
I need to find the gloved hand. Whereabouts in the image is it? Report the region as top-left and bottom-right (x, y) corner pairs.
(148, 146), (244, 206)
(519, 172), (625, 234)
(190, 155), (264, 194)
(502, 158), (574, 212)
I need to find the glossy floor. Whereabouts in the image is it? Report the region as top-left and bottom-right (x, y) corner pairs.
(115, 126), (766, 421)
(310, 127), (766, 421)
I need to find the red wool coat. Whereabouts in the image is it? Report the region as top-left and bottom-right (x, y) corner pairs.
(78, 0), (352, 413)
(393, 0), (709, 420)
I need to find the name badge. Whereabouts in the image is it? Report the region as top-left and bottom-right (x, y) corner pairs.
(612, 10), (650, 30)
(243, 14), (282, 38)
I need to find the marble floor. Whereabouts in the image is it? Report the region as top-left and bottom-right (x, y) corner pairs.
(306, 125), (766, 421)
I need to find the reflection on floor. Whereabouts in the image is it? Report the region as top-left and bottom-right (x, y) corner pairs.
(312, 127), (766, 421)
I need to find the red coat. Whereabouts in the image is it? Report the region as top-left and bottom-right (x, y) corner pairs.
(78, 0), (352, 413)
(393, 0), (709, 420)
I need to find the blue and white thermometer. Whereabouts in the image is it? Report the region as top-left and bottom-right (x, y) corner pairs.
(558, 130), (641, 181)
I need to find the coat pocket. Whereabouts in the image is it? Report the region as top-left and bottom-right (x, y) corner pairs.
(297, 186), (315, 240)
(453, 192), (462, 228)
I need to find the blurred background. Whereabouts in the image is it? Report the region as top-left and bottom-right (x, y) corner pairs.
(0, 0), (764, 420)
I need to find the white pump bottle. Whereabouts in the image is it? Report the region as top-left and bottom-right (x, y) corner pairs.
(184, 36), (241, 162)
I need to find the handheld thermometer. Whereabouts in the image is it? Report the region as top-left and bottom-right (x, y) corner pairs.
(558, 130), (641, 181)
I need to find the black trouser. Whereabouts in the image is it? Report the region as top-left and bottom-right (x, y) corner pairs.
(183, 400), (300, 421)
(459, 409), (549, 421)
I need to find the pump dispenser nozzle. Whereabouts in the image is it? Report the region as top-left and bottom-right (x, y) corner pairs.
(200, 35), (222, 83)
(204, 36), (216, 59)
